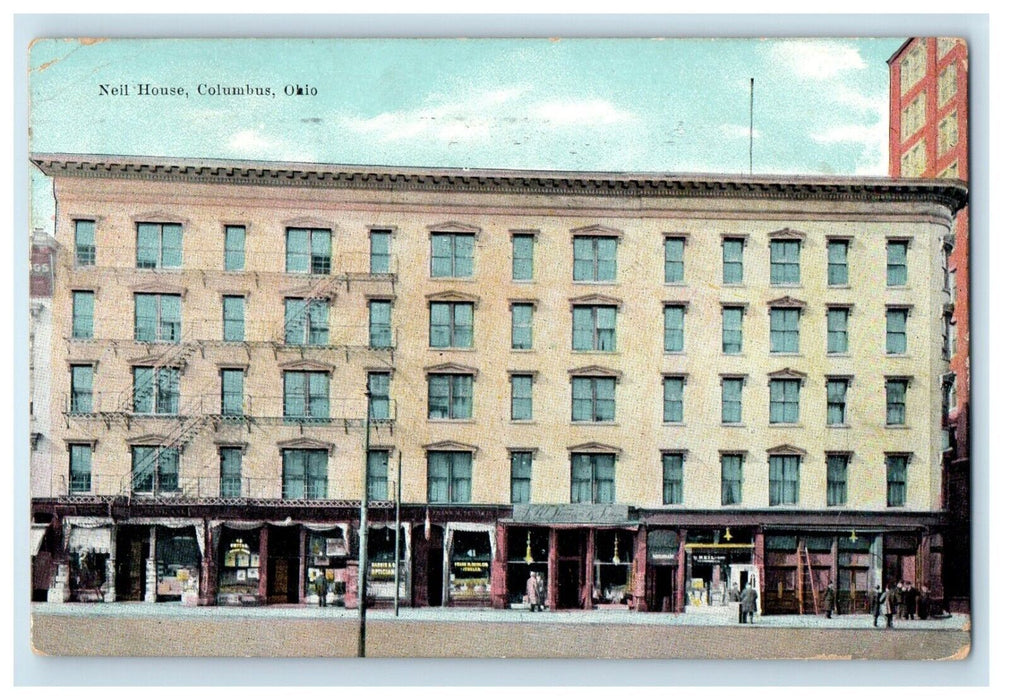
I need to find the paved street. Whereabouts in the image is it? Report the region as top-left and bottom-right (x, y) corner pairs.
(31, 603), (970, 660)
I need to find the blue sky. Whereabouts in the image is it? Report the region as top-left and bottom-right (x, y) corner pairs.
(29, 37), (905, 230)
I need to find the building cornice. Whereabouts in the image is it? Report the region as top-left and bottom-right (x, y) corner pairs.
(30, 153), (969, 214)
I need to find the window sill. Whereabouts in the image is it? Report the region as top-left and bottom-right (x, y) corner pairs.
(721, 283), (746, 288)
(572, 350), (621, 355)
(721, 423), (747, 428)
(429, 347), (476, 352)
(827, 353), (851, 358)
(886, 285), (911, 291)
(663, 351), (687, 356)
(510, 420), (537, 425)
(572, 280), (619, 285)
(428, 419), (477, 424)
(663, 422), (686, 427)
(770, 352), (803, 357)
(430, 277), (476, 283)
(827, 424), (851, 429)
(769, 284), (803, 289)
(511, 348), (536, 353)
(769, 423), (803, 428)
(885, 353), (911, 358)
(570, 421), (619, 426)
(664, 282), (688, 287)
(827, 285), (851, 289)
(885, 424), (910, 430)
(511, 279), (535, 284)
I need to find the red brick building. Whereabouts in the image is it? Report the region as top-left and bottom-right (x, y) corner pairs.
(888, 37), (970, 612)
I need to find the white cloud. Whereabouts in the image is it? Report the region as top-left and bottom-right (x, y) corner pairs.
(719, 124), (761, 139)
(810, 124), (879, 144)
(227, 129), (279, 153)
(340, 88), (636, 145)
(530, 99), (634, 126)
(769, 40), (866, 80)
(810, 119), (889, 176)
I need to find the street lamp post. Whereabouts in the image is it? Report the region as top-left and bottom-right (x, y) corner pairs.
(357, 390), (371, 658)
(394, 451), (402, 617)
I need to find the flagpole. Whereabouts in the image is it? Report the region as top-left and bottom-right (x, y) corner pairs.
(749, 77), (755, 176)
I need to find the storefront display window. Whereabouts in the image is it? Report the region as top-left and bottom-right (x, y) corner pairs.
(69, 550), (109, 602)
(366, 526), (406, 602)
(155, 527), (200, 598)
(306, 529), (349, 606)
(593, 530), (634, 606)
(218, 531), (260, 601)
(506, 528), (548, 606)
(449, 530), (492, 604)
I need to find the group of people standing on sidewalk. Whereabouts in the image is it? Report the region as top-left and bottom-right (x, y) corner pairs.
(870, 581), (932, 627)
(728, 582), (759, 623)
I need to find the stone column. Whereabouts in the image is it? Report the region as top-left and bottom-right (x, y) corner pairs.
(490, 523), (507, 609)
(257, 525), (269, 604)
(298, 527), (307, 604)
(104, 524), (117, 602)
(583, 529), (595, 610)
(547, 528), (558, 611)
(675, 529), (686, 613)
(753, 528), (765, 615)
(632, 527), (648, 612)
(201, 523), (218, 606)
(144, 526), (157, 603)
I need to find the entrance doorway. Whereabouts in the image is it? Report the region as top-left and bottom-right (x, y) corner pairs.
(556, 530), (586, 609)
(115, 526), (149, 601)
(267, 526), (300, 604)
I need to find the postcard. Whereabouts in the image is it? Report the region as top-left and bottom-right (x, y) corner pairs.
(27, 36), (971, 660)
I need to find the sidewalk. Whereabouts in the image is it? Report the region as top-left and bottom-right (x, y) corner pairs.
(30, 602), (970, 630)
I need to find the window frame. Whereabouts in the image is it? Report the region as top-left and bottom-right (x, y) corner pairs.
(222, 295), (245, 342)
(131, 445), (180, 494)
(220, 368), (245, 417)
(134, 293), (182, 344)
(826, 307), (850, 354)
(886, 454), (909, 507)
(826, 453), (849, 507)
(664, 236), (685, 284)
(770, 239), (801, 286)
(722, 237), (745, 284)
(510, 451), (533, 504)
(722, 306), (744, 354)
(281, 448), (329, 500)
(367, 372), (391, 420)
(69, 443), (93, 494)
(285, 228), (332, 275)
(136, 222), (183, 270)
(721, 453), (743, 506)
(573, 236), (617, 282)
(768, 454), (800, 507)
(512, 234), (534, 281)
(769, 307), (800, 354)
(886, 308), (909, 355)
(570, 452), (616, 504)
(369, 299), (393, 349)
(511, 303), (534, 350)
(886, 240), (909, 287)
(721, 377), (744, 424)
(572, 304), (617, 352)
(663, 376), (685, 424)
(664, 304), (686, 353)
(510, 374), (534, 421)
(826, 377), (850, 426)
(886, 378), (909, 426)
(71, 290), (95, 339)
(430, 232), (475, 279)
(70, 364), (94, 413)
(427, 450), (473, 504)
(769, 378), (801, 424)
(662, 452), (684, 505)
(132, 366), (180, 415)
(571, 376), (616, 422)
(219, 447), (243, 498)
(429, 301), (474, 349)
(427, 373), (474, 420)
(370, 230), (392, 275)
(223, 225), (246, 271)
(284, 298), (330, 347)
(282, 370), (331, 422)
(367, 450), (389, 502)
(827, 240), (849, 286)
(74, 220), (96, 267)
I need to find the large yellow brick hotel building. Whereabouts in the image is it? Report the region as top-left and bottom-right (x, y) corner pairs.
(30, 153), (966, 614)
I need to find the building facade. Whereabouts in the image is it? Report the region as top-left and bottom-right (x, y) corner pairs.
(888, 37), (970, 611)
(30, 154), (966, 614)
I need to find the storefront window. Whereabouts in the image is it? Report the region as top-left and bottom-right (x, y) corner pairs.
(306, 529), (349, 606)
(449, 530), (492, 604)
(218, 531), (260, 601)
(155, 527), (200, 598)
(593, 530), (634, 606)
(506, 528), (548, 606)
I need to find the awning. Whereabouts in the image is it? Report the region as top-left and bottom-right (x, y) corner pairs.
(31, 524), (48, 556)
(68, 525), (112, 553)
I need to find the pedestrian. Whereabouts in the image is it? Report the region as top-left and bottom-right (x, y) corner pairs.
(881, 582), (895, 628)
(536, 572), (547, 612)
(729, 583), (743, 623)
(526, 570), (540, 612)
(918, 585), (931, 620)
(904, 582), (919, 620)
(823, 582), (836, 619)
(314, 571), (328, 607)
(740, 582), (758, 623)
(870, 584), (882, 627)
(896, 582), (907, 620)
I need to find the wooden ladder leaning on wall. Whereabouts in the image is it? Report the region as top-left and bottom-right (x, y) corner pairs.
(799, 545), (820, 615)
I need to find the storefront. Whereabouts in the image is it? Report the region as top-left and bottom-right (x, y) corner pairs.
(65, 516), (114, 603)
(305, 524), (350, 606)
(217, 526), (262, 605)
(446, 524), (493, 606)
(365, 523), (410, 606)
(504, 527), (549, 608)
(645, 528), (679, 612)
(682, 530), (755, 611)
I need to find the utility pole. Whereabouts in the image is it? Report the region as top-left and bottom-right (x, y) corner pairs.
(357, 390), (371, 658)
(394, 452), (402, 617)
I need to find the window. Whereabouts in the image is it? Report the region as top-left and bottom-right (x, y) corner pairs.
(511, 303), (533, 350)
(283, 371), (330, 421)
(826, 378), (849, 425)
(942, 314), (954, 360)
(662, 453), (684, 505)
(367, 450), (389, 501)
(74, 220), (96, 266)
(132, 367), (179, 414)
(722, 377), (743, 424)
(222, 295), (245, 342)
(572, 305), (616, 351)
(224, 225), (245, 271)
(901, 140), (927, 177)
(511, 451), (532, 504)
(769, 379), (800, 424)
(369, 300), (392, 348)
(370, 230), (391, 274)
(220, 447), (242, 498)
(723, 238), (744, 284)
(770, 308), (800, 353)
(826, 454), (848, 506)
(570, 453), (615, 504)
(886, 455), (908, 507)
(886, 308), (908, 354)
(827, 240), (849, 286)
(134, 293), (181, 343)
(286, 228), (331, 274)
(572, 376), (616, 422)
(721, 454), (743, 506)
(131, 446), (179, 493)
(900, 41), (926, 94)
(769, 455), (800, 506)
(511, 374), (533, 421)
(512, 234), (534, 281)
(427, 451), (472, 503)
(938, 111), (959, 155)
(664, 237), (685, 283)
(428, 373), (473, 420)
(939, 62), (958, 106)
(887, 241), (908, 286)
(69, 444), (92, 494)
(431, 233), (474, 278)
(663, 376), (684, 423)
(136, 222), (182, 269)
(367, 372), (391, 420)
(430, 302), (473, 348)
(573, 236), (617, 282)
(722, 306), (743, 354)
(886, 379), (909, 426)
(947, 375), (958, 412)
(284, 298), (329, 346)
(72, 290), (94, 339)
(827, 308), (849, 354)
(900, 93), (927, 142)
(221, 369), (244, 416)
(70, 365), (94, 413)
(282, 449), (328, 500)
(770, 240), (800, 285)
(664, 305), (685, 352)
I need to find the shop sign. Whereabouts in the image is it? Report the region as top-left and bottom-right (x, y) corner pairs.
(693, 554), (726, 564)
(326, 537), (347, 556)
(452, 560), (489, 578)
(369, 561), (396, 581)
(30, 246), (53, 298)
(512, 503), (631, 525)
